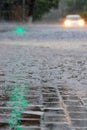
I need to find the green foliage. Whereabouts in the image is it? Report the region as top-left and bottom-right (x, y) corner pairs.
(65, 0), (87, 19)
(33, 0), (59, 20)
(78, 11), (87, 20)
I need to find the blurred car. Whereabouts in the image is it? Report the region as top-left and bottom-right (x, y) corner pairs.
(64, 14), (85, 27)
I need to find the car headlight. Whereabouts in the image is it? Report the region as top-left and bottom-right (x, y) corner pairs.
(64, 20), (71, 26)
(78, 19), (85, 26)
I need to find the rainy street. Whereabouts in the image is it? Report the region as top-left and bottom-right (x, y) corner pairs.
(0, 23), (87, 130)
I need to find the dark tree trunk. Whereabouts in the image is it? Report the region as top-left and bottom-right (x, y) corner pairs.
(28, 0), (36, 16)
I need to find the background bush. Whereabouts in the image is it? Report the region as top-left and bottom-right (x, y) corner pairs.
(65, 0), (87, 20)
(33, 0), (59, 20)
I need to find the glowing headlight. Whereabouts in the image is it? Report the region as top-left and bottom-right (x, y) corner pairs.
(64, 20), (71, 26)
(78, 19), (85, 26)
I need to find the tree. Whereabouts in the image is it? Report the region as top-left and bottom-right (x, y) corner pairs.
(0, 0), (60, 21)
(33, 0), (59, 20)
(65, 0), (87, 19)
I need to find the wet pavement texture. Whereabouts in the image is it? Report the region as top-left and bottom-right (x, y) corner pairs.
(0, 24), (87, 130)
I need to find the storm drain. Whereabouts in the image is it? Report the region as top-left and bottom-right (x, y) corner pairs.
(58, 84), (87, 130)
(1, 79), (84, 130)
(0, 82), (72, 130)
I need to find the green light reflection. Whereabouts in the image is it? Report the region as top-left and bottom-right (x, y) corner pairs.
(14, 26), (25, 33)
(7, 83), (29, 130)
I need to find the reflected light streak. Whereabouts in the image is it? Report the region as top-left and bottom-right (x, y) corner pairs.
(7, 83), (28, 130)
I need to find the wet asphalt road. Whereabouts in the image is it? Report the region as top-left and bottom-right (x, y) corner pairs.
(0, 23), (87, 130)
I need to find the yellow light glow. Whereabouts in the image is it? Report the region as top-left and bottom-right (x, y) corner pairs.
(64, 20), (71, 27)
(78, 19), (85, 26)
